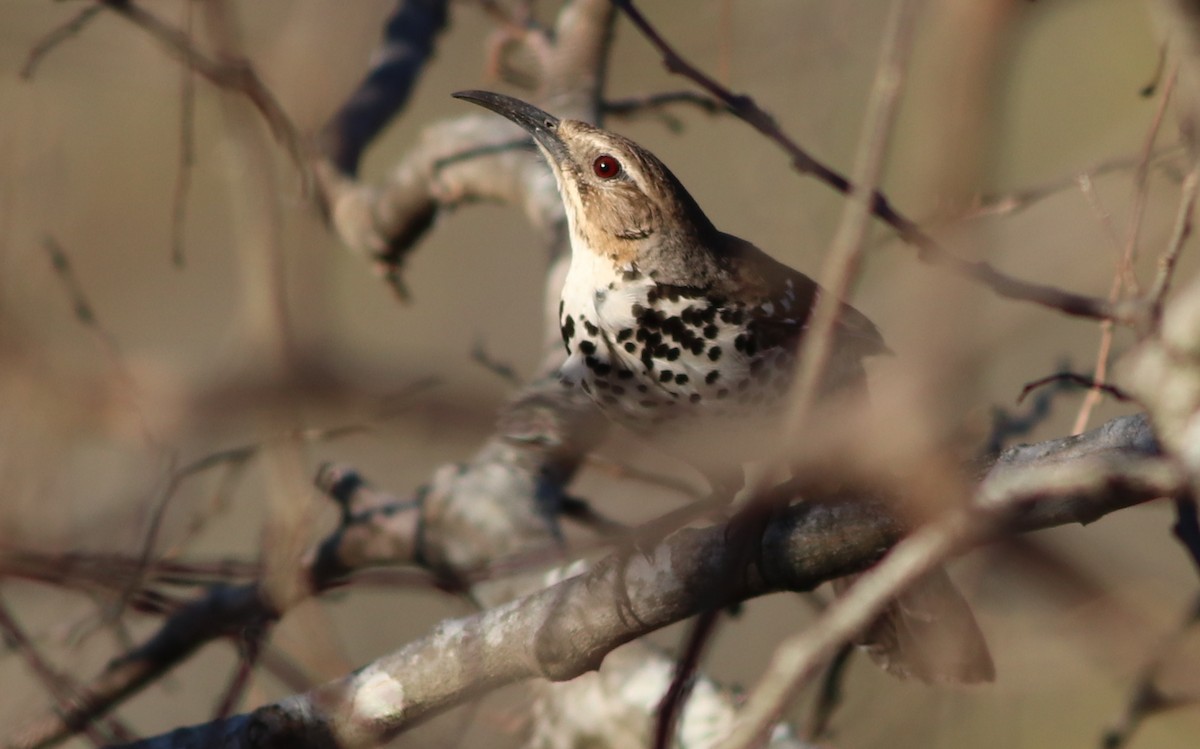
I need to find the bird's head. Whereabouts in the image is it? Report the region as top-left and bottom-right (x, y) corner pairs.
(453, 90), (718, 270)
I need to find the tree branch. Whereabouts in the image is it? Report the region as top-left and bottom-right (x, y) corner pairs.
(93, 415), (1175, 749)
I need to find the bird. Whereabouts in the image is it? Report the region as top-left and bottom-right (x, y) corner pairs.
(454, 89), (994, 684)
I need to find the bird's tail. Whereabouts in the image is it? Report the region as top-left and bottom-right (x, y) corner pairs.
(832, 566), (994, 684)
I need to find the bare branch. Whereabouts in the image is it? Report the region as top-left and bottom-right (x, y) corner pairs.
(611, 0), (1127, 324)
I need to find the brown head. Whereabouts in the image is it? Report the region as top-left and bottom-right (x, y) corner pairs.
(453, 91), (721, 274)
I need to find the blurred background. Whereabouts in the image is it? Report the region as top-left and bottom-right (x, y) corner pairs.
(1, 0), (1198, 746)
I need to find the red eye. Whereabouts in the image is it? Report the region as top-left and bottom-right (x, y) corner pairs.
(592, 154), (621, 179)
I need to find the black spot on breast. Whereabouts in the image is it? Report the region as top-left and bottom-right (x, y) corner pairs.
(624, 342), (637, 353)
(689, 393), (701, 403)
(594, 361), (612, 376)
(708, 346), (723, 362)
(705, 370), (720, 384)
(719, 308), (745, 326)
(667, 348), (681, 361)
(617, 328), (633, 342)
(690, 340), (705, 356)
(579, 340), (596, 355)
(562, 315), (575, 342)
(659, 370), (673, 383)
(675, 373), (688, 385)
(584, 320), (599, 336)
(637, 384), (648, 393)
(703, 324), (719, 339)
(617, 369), (634, 379)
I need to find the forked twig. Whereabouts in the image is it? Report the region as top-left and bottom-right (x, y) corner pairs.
(99, 0), (310, 190)
(20, 4), (105, 80)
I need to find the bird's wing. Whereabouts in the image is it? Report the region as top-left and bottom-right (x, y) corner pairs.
(715, 232), (888, 361)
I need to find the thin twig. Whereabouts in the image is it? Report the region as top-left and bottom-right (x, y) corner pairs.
(966, 144), (1185, 220)
(653, 609), (723, 749)
(1147, 164), (1200, 325)
(584, 454), (704, 499)
(44, 237), (157, 445)
(776, 0), (916, 466)
(1101, 594), (1200, 748)
(1061, 163), (1125, 435)
(1120, 66), (1180, 296)
(170, 0), (196, 268)
(0, 597), (133, 746)
(983, 362), (1076, 456)
(1140, 43), (1168, 98)
(20, 4), (105, 80)
(804, 642), (854, 742)
(471, 339), (522, 386)
(1018, 372), (1134, 406)
(211, 627), (268, 721)
(604, 91), (725, 132)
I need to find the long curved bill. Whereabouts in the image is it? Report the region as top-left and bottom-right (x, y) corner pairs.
(452, 90), (570, 165)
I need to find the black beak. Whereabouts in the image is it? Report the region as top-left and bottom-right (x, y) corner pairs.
(452, 90), (570, 165)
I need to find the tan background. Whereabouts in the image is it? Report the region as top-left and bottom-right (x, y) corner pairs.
(1, 1), (1198, 747)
